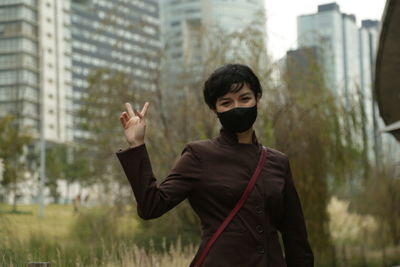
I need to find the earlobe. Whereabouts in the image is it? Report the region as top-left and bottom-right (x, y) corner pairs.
(256, 94), (261, 107)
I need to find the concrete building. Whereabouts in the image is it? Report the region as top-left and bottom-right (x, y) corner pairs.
(0, 0), (160, 204)
(160, 0), (266, 80)
(297, 3), (374, 99)
(0, 0), (72, 143)
(70, 0), (160, 141)
(297, 2), (400, 166)
(0, 0), (160, 143)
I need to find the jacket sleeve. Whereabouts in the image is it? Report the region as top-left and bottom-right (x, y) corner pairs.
(115, 143), (202, 220)
(277, 156), (314, 267)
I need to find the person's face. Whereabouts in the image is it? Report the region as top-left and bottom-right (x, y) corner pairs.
(213, 83), (260, 114)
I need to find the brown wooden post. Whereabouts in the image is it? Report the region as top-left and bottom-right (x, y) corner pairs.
(27, 263), (51, 267)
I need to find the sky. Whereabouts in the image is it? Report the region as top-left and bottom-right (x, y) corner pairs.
(265, 0), (387, 60)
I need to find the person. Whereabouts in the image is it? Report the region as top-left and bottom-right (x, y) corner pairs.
(116, 64), (314, 266)
(73, 194), (81, 213)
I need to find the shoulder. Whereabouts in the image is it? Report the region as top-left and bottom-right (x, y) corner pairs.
(182, 139), (215, 159)
(263, 146), (290, 174)
(185, 139), (214, 152)
(264, 146), (289, 161)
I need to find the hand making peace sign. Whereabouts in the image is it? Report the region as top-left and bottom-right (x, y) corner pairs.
(119, 102), (150, 148)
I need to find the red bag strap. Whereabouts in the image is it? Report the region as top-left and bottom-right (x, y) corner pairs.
(194, 146), (267, 267)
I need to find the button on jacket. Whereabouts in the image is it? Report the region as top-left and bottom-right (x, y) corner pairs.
(116, 127), (314, 267)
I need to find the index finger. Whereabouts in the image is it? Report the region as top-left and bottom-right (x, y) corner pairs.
(141, 102), (150, 117)
(125, 102), (135, 117)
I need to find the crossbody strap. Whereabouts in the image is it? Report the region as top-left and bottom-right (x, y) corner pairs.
(194, 146), (267, 267)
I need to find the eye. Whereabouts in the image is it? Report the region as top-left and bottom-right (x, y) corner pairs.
(221, 102), (230, 106)
(241, 97), (250, 101)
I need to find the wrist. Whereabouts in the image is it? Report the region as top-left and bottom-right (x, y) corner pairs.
(129, 141), (145, 148)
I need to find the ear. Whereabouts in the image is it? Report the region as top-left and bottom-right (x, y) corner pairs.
(256, 93), (261, 107)
(256, 93), (261, 101)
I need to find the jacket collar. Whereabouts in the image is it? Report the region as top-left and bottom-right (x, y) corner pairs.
(216, 127), (260, 147)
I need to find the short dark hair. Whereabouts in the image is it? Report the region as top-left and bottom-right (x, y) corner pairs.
(203, 63), (262, 109)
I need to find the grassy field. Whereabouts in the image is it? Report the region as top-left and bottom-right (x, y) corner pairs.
(1, 204), (399, 266)
(0, 203), (141, 238)
(0, 204), (75, 241)
(0, 204), (181, 266)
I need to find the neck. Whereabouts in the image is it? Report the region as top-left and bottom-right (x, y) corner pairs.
(236, 128), (254, 144)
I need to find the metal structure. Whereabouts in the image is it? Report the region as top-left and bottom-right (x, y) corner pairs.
(375, 0), (400, 141)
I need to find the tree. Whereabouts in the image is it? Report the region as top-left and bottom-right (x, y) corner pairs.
(0, 115), (33, 211)
(76, 68), (143, 206)
(263, 49), (366, 264)
(44, 143), (91, 204)
(354, 164), (400, 246)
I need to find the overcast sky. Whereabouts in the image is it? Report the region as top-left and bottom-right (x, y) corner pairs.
(265, 0), (387, 60)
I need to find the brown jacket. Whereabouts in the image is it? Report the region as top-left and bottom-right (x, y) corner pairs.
(116, 127), (314, 267)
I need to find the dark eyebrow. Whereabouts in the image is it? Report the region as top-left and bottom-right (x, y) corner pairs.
(240, 92), (252, 97)
(218, 92), (252, 102)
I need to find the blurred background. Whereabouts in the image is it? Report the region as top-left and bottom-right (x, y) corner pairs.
(0, 0), (399, 266)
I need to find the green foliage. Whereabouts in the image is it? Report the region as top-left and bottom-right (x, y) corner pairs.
(131, 201), (201, 252)
(0, 233), (197, 267)
(259, 49), (370, 263)
(1, 204), (400, 266)
(353, 165), (400, 246)
(76, 68), (139, 193)
(0, 115), (33, 210)
(0, 115), (32, 185)
(44, 143), (91, 203)
(69, 206), (119, 243)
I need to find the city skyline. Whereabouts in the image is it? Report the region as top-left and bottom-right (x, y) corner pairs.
(266, 0), (386, 60)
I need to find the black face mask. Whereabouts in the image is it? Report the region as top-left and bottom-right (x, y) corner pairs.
(217, 105), (257, 133)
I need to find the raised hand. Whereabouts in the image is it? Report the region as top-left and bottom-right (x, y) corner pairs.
(119, 102), (150, 147)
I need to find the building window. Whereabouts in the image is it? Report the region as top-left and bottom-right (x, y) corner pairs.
(0, 6), (37, 22)
(0, 38), (37, 53)
(21, 70), (38, 84)
(0, 71), (16, 84)
(171, 21), (181, 27)
(22, 54), (37, 68)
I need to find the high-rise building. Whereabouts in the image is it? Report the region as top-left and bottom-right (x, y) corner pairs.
(298, 3), (365, 99)
(70, 0), (160, 141)
(160, 0), (266, 79)
(297, 2), (400, 165)
(0, 0), (72, 143)
(0, 0), (160, 203)
(0, 0), (160, 144)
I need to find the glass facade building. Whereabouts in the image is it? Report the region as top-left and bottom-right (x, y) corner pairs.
(0, 0), (40, 135)
(0, 0), (160, 204)
(0, 0), (72, 143)
(160, 0), (266, 80)
(70, 0), (160, 141)
(0, 0), (160, 143)
(297, 2), (400, 165)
